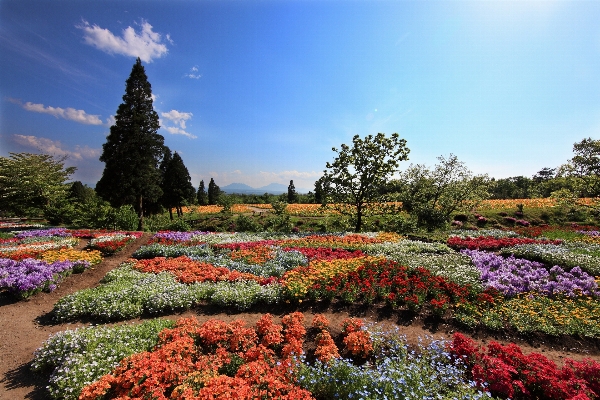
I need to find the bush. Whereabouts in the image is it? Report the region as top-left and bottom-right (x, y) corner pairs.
(235, 215), (261, 232)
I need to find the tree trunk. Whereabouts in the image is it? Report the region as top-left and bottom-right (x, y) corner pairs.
(169, 208), (173, 220)
(355, 205), (362, 233)
(137, 194), (144, 231)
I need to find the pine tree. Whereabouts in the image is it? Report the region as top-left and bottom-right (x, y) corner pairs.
(287, 180), (297, 203)
(207, 178), (220, 205)
(96, 58), (165, 231)
(197, 180), (208, 205)
(161, 152), (196, 219)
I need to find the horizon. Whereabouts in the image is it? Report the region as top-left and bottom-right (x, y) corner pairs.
(2, 1), (600, 189)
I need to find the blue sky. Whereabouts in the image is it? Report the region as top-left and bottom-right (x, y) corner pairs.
(2, 1), (600, 191)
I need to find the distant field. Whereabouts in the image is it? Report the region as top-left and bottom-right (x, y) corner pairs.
(181, 198), (596, 216)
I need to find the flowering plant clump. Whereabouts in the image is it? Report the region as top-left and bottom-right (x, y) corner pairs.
(463, 249), (600, 298)
(149, 230), (210, 245)
(447, 332), (600, 399)
(502, 244), (600, 276)
(447, 236), (561, 251)
(31, 318), (174, 400)
(78, 315), (316, 400)
(132, 256), (263, 284)
(308, 258), (474, 314)
(40, 248), (103, 267)
(0, 237), (79, 260)
(0, 258), (89, 298)
(88, 232), (142, 255)
(14, 228), (71, 238)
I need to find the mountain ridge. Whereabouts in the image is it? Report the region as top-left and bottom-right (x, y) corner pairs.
(221, 182), (310, 195)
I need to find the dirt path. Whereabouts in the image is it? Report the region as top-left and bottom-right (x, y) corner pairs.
(1, 234), (599, 399)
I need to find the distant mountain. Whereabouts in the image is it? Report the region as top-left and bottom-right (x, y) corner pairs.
(221, 182), (310, 195)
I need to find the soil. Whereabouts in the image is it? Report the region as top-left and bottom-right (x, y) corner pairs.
(1, 234), (600, 399)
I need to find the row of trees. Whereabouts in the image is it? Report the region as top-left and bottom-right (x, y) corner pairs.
(4, 57), (600, 232)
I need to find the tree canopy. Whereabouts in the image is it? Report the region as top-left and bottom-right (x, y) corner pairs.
(95, 57), (165, 230)
(320, 133), (409, 232)
(208, 178), (221, 205)
(161, 152), (196, 218)
(0, 153), (76, 217)
(393, 154), (490, 230)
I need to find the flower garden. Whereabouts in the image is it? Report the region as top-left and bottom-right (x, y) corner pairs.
(0, 225), (592, 400)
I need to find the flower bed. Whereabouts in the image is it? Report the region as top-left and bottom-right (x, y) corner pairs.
(37, 229), (600, 398)
(87, 231), (143, 255)
(447, 236), (562, 251)
(0, 258), (90, 299)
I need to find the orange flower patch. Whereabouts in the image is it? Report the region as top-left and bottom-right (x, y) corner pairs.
(230, 245), (276, 265)
(132, 256), (262, 284)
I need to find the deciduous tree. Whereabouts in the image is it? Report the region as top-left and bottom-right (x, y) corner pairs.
(0, 153), (75, 217)
(393, 154), (490, 230)
(95, 58), (166, 230)
(320, 133), (410, 232)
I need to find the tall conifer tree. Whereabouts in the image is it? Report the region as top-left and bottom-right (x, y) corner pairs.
(96, 58), (165, 231)
(197, 180), (208, 206)
(161, 152), (196, 218)
(207, 178), (220, 205)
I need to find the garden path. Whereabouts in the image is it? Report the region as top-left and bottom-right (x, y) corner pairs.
(1, 233), (599, 399)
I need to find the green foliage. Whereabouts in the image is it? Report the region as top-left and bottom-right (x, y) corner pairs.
(235, 214), (261, 232)
(218, 194), (235, 214)
(320, 132), (410, 232)
(271, 200), (288, 215)
(161, 151), (196, 217)
(287, 180), (298, 203)
(95, 58), (165, 231)
(394, 154), (490, 231)
(0, 152), (76, 217)
(563, 137), (600, 197)
(207, 178), (220, 205)
(197, 179), (208, 205)
(167, 217), (191, 232)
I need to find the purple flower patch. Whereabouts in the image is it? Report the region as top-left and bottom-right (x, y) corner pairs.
(461, 249), (599, 298)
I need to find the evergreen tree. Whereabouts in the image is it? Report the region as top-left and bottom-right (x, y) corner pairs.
(96, 58), (165, 231)
(161, 152), (196, 219)
(197, 180), (208, 205)
(287, 180), (297, 203)
(207, 178), (220, 205)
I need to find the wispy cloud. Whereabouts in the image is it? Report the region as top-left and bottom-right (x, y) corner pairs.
(0, 32), (92, 79)
(165, 126), (197, 139)
(78, 19), (170, 62)
(12, 98), (105, 126)
(185, 66), (202, 79)
(12, 135), (101, 161)
(161, 109), (196, 138)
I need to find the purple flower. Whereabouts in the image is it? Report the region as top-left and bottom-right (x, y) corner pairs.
(0, 258), (83, 298)
(461, 249), (600, 298)
(15, 228), (71, 239)
(152, 231), (209, 242)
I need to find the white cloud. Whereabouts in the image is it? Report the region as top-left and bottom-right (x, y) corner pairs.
(21, 101), (103, 125)
(160, 109), (196, 138)
(161, 110), (193, 129)
(105, 115), (116, 127)
(185, 65), (202, 79)
(165, 126), (197, 139)
(12, 135), (100, 160)
(78, 19), (169, 62)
